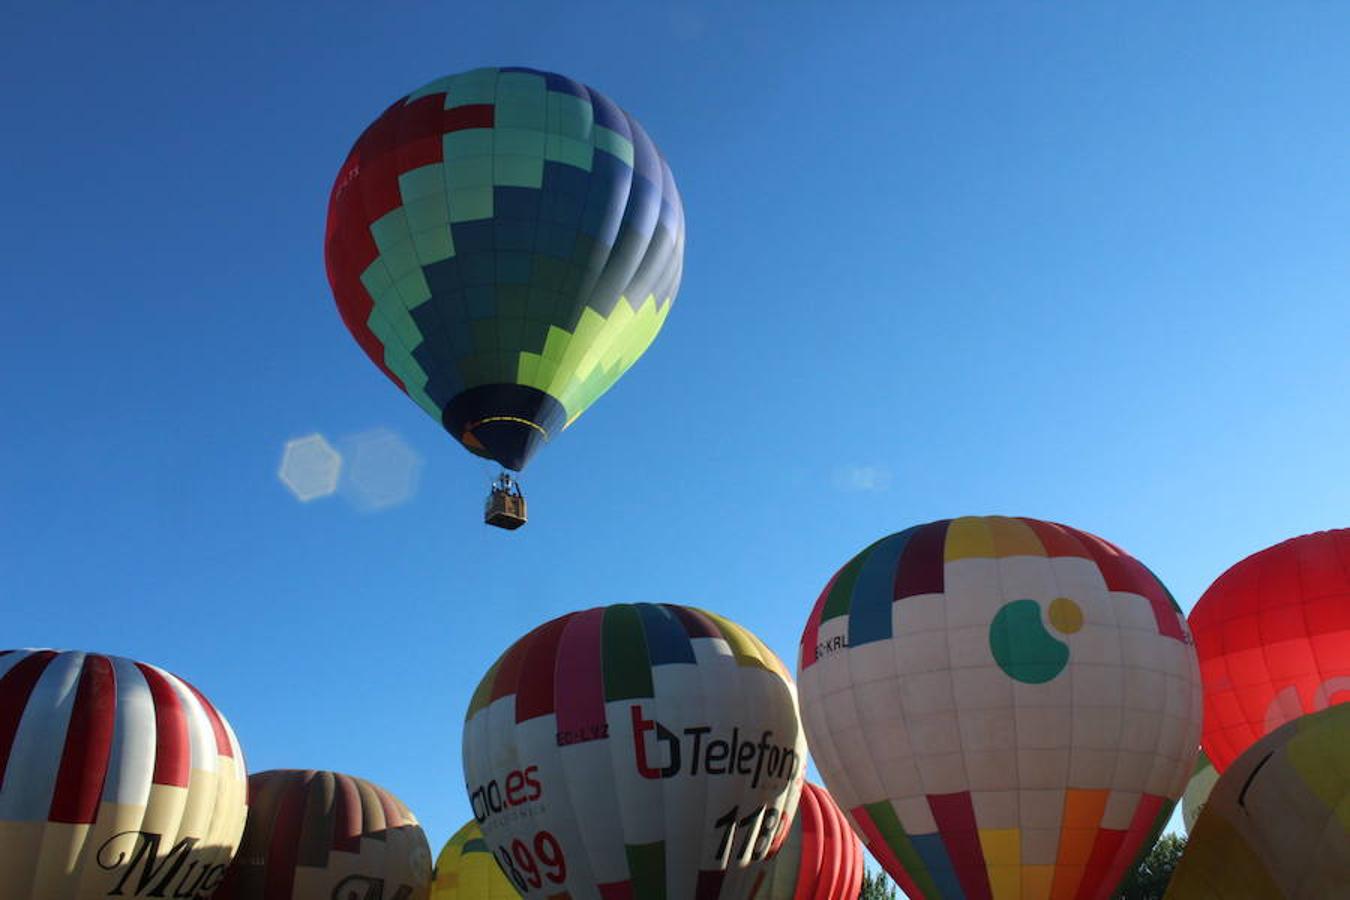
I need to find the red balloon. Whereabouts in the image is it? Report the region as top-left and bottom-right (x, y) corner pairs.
(751, 782), (864, 900)
(1189, 528), (1350, 771)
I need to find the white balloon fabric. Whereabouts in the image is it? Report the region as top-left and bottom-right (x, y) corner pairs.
(462, 603), (806, 900)
(798, 517), (1203, 900)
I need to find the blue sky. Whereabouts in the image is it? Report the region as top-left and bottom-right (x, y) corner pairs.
(3, 0), (1348, 860)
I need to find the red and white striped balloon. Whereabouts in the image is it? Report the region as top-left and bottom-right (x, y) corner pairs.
(0, 649), (248, 899)
(750, 782), (864, 900)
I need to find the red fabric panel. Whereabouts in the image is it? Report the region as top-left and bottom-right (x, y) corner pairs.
(331, 771), (363, 853)
(693, 870), (725, 900)
(514, 614), (572, 723)
(553, 609), (607, 744)
(599, 879), (635, 900)
(1096, 794), (1166, 899)
(491, 626), (537, 704)
(799, 569), (842, 670)
(1077, 531), (1184, 640)
(1191, 529), (1350, 770)
(812, 786), (844, 900)
(666, 604), (721, 640)
(1020, 519), (1092, 558)
(184, 680), (233, 758)
(1071, 828), (1125, 900)
(848, 805), (927, 900)
(49, 654), (117, 824)
(795, 785), (822, 900)
(927, 791), (993, 900)
(264, 771), (308, 900)
(135, 663), (190, 788)
(0, 650), (56, 792)
(894, 520), (949, 600)
(373, 781), (405, 830)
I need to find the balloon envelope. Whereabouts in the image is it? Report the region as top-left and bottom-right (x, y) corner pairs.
(1165, 703), (1350, 899)
(212, 769), (431, 900)
(1179, 751), (1216, 835)
(431, 820), (519, 900)
(325, 66), (685, 471)
(1188, 528), (1350, 772)
(749, 782), (863, 900)
(797, 516), (1203, 900)
(0, 648), (247, 899)
(462, 603), (806, 900)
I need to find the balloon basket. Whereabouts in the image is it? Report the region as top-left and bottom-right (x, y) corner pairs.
(485, 475), (527, 530)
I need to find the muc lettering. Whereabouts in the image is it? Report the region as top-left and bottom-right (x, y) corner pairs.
(470, 765), (542, 824)
(96, 831), (226, 898)
(630, 705), (799, 788)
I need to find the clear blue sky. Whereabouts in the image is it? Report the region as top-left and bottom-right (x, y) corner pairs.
(3, 1), (1347, 857)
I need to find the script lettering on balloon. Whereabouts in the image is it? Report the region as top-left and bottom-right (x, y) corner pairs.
(97, 830), (228, 899)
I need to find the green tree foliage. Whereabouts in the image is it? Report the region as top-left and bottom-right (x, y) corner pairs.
(1115, 833), (1187, 900)
(860, 869), (900, 900)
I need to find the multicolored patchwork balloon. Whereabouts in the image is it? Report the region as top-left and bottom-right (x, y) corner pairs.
(747, 781), (863, 900)
(1165, 703), (1350, 899)
(462, 603), (806, 900)
(797, 516), (1203, 900)
(1188, 528), (1350, 772)
(1179, 751), (1216, 835)
(325, 66), (684, 472)
(0, 648), (248, 900)
(431, 820), (518, 900)
(212, 769), (431, 900)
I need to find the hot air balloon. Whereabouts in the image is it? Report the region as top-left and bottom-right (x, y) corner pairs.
(0, 648), (247, 900)
(797, 516), (1204, 900)
(324, 66), (685, 528)
(1164, 703), (1350, 899)
(747, 781), (863, 900)
(212, 769), (431, 900)
(1188, 528), (1350, 772)
(1179, 751), (1216, 835)
(431, 820), (518, 900)
(462, 603), (806, 899)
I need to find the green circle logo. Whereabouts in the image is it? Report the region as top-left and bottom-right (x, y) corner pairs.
(989, 597), (1082, 684)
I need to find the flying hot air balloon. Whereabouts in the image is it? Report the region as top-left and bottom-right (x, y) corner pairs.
(1188, 528), (1350, 772)
(431, 820), (518, 900)
(797, 516), (1203, 900)
(325, 66), (685, 528)
(0, 648), (248, 900)
(461, 603), (806, 900)
(747, 781), (863, 900)
(1164, 703), (1350, 899)
(212, 769), (431, 900)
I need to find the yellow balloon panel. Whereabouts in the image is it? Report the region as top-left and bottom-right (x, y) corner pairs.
(432, 820), (520, 900)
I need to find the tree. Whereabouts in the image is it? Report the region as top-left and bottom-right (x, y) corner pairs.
(1115, 833), (1187, 900)
(860, 869), (900, 900)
